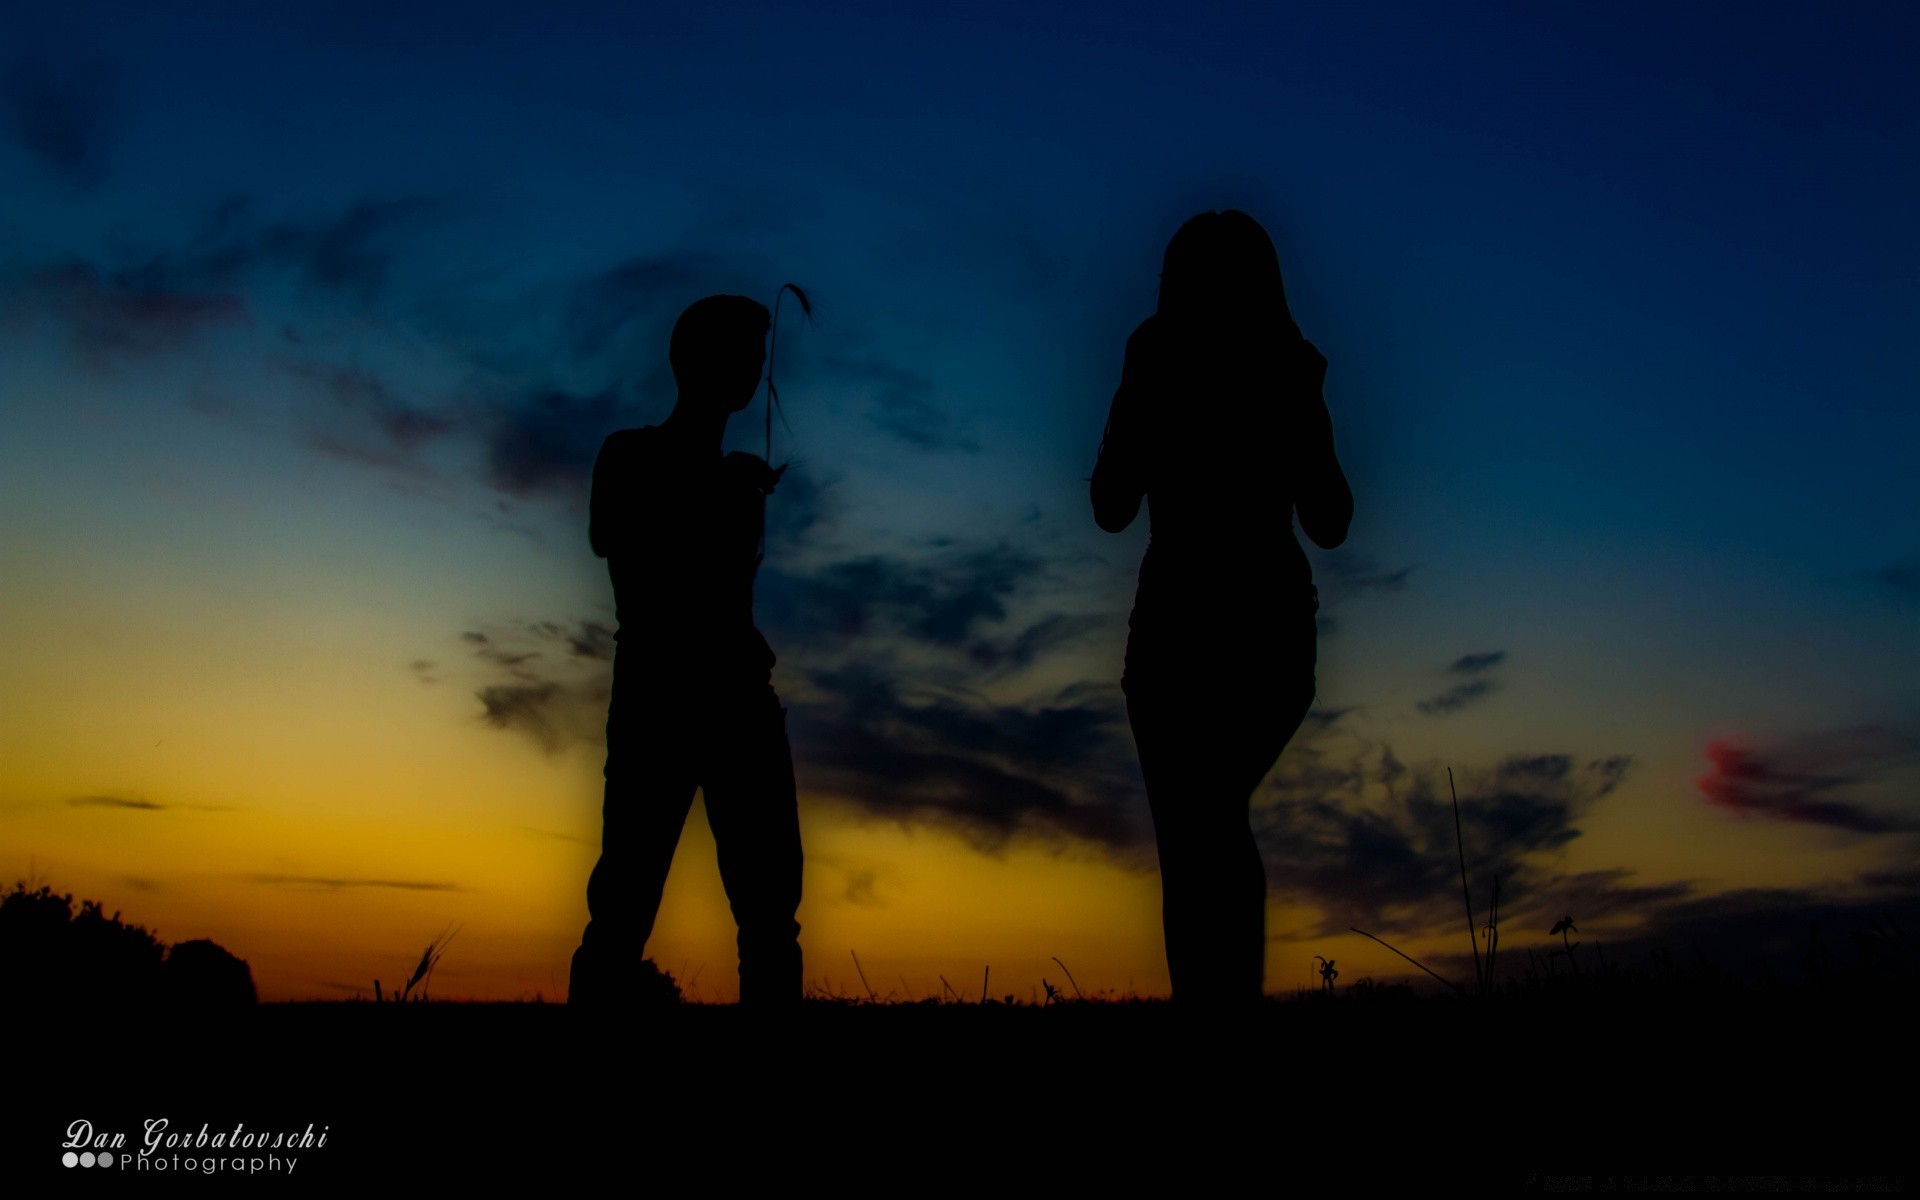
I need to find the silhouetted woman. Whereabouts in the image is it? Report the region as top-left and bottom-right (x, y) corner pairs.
(1091, 210), (1352, 1006)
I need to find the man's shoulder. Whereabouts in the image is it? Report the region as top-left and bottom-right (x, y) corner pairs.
(602, 424), (663, 451)
(596, 425), (669, 469)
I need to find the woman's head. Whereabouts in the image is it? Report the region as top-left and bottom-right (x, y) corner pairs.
(1156, 210), (1297, 334)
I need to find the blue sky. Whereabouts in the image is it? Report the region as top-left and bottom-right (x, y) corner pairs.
(2, 1), (1916, 998)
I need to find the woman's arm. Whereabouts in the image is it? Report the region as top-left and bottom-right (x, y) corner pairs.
(1091, 327), (1152, 533)
(1289, 341), (1353, 549)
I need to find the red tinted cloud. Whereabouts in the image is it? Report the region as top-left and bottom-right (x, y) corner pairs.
(1695, 732), (1917, 834)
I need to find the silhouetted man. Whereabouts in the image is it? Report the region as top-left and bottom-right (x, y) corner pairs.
(569, 294), (803, 1008)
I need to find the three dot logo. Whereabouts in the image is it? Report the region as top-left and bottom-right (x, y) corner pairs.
(62, 1150), (113, 1167)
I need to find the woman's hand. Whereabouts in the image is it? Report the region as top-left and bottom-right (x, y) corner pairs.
(1285, 340), (1352, 549)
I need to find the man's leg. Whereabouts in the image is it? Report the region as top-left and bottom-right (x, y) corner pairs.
(571, 687), (700, 1007)
(702, 684), (803, 1007)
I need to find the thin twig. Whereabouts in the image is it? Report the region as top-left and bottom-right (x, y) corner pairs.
(1051, 957), (1085, 1000)
(764, 283), (812, 462)
(1449, 767), (1483, 992)
(850, 950), (878, 1003)
(1350, 926), (1464, 994)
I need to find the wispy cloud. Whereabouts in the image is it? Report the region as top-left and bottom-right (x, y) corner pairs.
(1695, 728), (1920, 834)
(825, 354), (979, 453)
(759, 541), (1097, 669)
(483, 387), (629, 500)
(68, 794), (231, 813)
(792, 664), (1145, 855)
(1315, 555), (1414, 605)
(8, 261), (245, 367)
(109, 195), (447, 305)
(565, 253), (710, 361)
(69, 794), (165, 811)
(457, 620), (618, 754)
(277, 357), (457, 473)
(1416, 650), (1508, 717)
(1447, 651), (1507, 675)
(2, 55), (117, 185)
(246, 874), (468, 892)
(1259, 706), (1636, 938)
(1871, 559), (1920, 608)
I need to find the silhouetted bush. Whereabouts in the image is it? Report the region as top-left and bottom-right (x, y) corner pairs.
(0, 882), (254, 1008)
(166, 938), (258, 1007)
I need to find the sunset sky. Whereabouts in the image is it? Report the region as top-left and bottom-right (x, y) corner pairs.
(3, 1), (1916, 1002)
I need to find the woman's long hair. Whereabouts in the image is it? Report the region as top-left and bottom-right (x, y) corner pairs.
(1155, 209), (1301, 340)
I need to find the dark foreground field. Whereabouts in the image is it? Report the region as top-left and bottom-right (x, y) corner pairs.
(15, 980), (1913, 1189)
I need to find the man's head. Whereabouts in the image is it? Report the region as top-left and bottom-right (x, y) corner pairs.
(669, 294), (770, 412)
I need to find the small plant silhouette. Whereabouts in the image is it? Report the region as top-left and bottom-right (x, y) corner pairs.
(1546, 916), (1581, 977)
(374, 923), (461, 1003)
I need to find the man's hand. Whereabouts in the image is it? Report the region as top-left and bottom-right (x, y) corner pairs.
(723, 451), (787, 495)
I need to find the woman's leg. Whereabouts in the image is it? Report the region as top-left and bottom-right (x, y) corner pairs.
(1128, 644), (1315, 1006)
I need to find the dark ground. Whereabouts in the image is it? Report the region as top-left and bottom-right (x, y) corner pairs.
(13, 981), (1913, 1188)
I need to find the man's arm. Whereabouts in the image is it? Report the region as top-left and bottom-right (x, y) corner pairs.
(587, 434), (623, 559)
(590, 430), (665, 560)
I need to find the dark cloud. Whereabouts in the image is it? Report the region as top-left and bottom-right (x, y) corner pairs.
(1259, 719), (1635, 939)
(826, 355), (979, 452)
(759, 542), (1048, 654)
(68, 794), (231, 813)
(763, 462), (831, 556)
(567, 621), (616, 662)
(1417, 678), (1500, 717)
(477, 683), (567, 752)
(69, 794), (164, 811)
(1695, 728), (1920, 834)
(1463, 875), (1920, 986)
(484, 387), (629, 499)
(970, 612), (1108, 671)
(566, 253), (708, 361)
(247, 874), (467, 892)
(108, 195), (443, 305)
(461, 621), (617, 754)
(843, 868), (882, 907)
(1314, 555), (1414, 605)
(278, 358), (458, 470)
(259, 198), (443, 303)
(515, 824), (595, 847)
(1872, 559), (1920, 607)
(1448, 651), (1507, 675)
(470, 640), (541, 675)
(790, 665), (1145, 854)
(1858, 865), (1920, 893)
(1308, 555), (1415, 639)
(1301, 707), (1357, 733)
(6, 196), (451, 372)
(11, 261), (245, 365)
(1416, 650), (1508, 716)
(3, 56), (115, 185)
